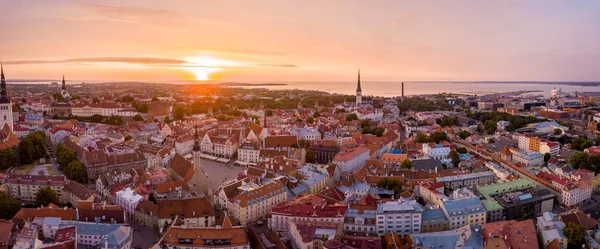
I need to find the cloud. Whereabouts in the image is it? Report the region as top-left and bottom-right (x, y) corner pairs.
(4, 57), (299, 68)
(75, 3), (184, 26)
(5, 57), (188, 65)
(255, 64), (298, 68)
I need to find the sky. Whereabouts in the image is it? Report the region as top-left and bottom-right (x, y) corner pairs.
(1, 0), (600, 82)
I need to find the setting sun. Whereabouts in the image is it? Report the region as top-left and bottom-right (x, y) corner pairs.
(184, 55), (240, 80)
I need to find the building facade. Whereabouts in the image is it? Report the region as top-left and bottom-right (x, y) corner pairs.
(376, 200), (423, 236)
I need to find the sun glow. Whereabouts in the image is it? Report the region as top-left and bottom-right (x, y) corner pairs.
(184, 55), (239, 80)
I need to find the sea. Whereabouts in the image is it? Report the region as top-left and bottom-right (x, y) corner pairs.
(231, 81), (600, 98)
(10, 79), (600, 98)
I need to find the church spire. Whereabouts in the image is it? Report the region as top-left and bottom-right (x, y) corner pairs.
(62, 74), (66, 90)
(356, 69), (362, 92)
(193, 124), (201, 151)
(0, 62), (10, 103)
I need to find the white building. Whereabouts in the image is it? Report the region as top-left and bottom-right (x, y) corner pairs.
(484, 161), (511, 181)
(440, 197), (487, 229)
(540, 141), (560, 156)
(512, 150), (544, 167)
(529, 121), (569, 134)
(560, 181), (592, 209)
(175, 134), (194, 156)
(61, 221), (133, 249)
(332, 146), (370, 174)
(376, 199), (423, 236)
(537, 212), (568, 249)
(436, 171), (496, 191)
(293, 127), (321, 141)
(422, 143), (451, 160)
(237, 142), (261, 164)
(115, 188), (143, 219)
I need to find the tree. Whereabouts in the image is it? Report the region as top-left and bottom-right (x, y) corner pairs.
(90, 114), (104, 123)
(265, 109), (273, 117)
(484, 120), (497, 135)
(92, 97), (100, 104)
(456, 147), (468, 154)
(57, 143), (77, 169)
(306, 117), (314, 124)
(18, 138), (35, 164)
(345, 113), (358, 121)
(430, 132), (447, 143)
(553, 128), (562, 136)
(125, 135), (133, 141)
(53, 93), (65, 102)
(360, 119), (371, 128)
(121, 95), (134, 102)
(563, 222), (586, 247)
(439, 116), (458, 127)
(449, 150), (460, 167)
(313, 111), (321, 118)
(572, 136), (594, 151)
(305, 149), (316, 164)
(570, 152), (589, 169)
(476, 125), (484, 134)
(597, 134), (600, 146)
(173, 105), (186, 120)
(151, 97), (159, 102)
(133, 114), (144, 121)
(401, 159), (413, 169)
(27, 131), (47, 159)
(0, 148), (18, 169)
(132, 101), (149, 113)
(335, 108), (346, 113)
(36, 186), (59, 207)
(544, 153), (552, 163)
(415, 133), (432, 143)
(373, 127), (385, 137)
(458, 130), (471, 140)
(0, 192), (21, 220)
(65, 160), (87, 183)
(164, 117), (171, 124)
(589, 155), (600, 173)
(376, 178), (403, 193)
(298, 139), (310, 148)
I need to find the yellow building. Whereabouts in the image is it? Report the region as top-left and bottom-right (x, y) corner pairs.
(6, 175), (67, 202)
(229, 181), (287, 226)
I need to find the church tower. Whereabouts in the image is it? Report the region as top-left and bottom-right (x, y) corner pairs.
(193, 125), (202, 168)
(61, 75), (71, 100)
(0, 63), (14, 131)
(190, 125), (210, 194)
(356, 69), (362, 105)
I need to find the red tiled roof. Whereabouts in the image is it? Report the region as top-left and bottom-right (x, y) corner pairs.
(271, 194), (347, 218)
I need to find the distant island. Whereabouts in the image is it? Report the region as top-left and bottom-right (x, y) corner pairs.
(219, 82), (287, 87)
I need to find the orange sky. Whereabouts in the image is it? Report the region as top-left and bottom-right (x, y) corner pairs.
(1, 1), (600, 82)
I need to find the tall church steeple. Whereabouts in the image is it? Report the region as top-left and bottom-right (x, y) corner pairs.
(0, 62), (10, 104)
(193, 125), (201, 152)
(0, 62), (13, 132)
(61, 75), (66, 90)
(355, 69), (362, 105)
(356, 69), (361, 92)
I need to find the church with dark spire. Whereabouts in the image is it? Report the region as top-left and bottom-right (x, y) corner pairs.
(60, 75), (71, 100)
(189, 124), (210, 194)
(0, 62), (15, 132)
(356, 69), (362, 105)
